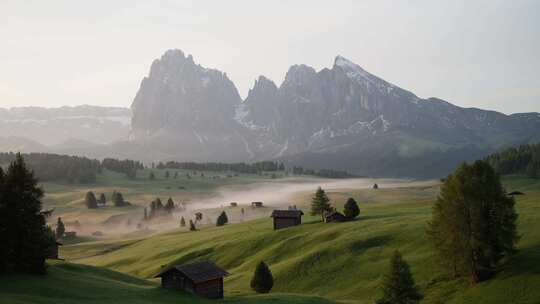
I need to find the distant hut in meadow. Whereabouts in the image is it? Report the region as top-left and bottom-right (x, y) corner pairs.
(251, 202), (263, 208)
(324, 211), (348, 223)
(230, 202), (238, 207)
(155, 261), (229, 299)
(270, 210), (304, 230)
(64, 231), (77, 238)
(46, 241), (63, 260)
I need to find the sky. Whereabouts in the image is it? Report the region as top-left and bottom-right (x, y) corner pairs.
(1, 0), (539, 114)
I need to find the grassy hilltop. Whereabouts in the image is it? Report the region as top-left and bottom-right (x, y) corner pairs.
(52, 176), (540, 304)
(1, 171), (538, 304)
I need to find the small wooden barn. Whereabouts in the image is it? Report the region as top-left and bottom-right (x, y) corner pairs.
(251, 201), (263, 208)
(325, 211), (348, 223)
(155, 261), (229, 299)
(46, 241), (62, 260)
(270, 210), (304, 230)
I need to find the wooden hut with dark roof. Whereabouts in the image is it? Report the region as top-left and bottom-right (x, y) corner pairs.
(270, 210), (304, 230)
(154, 261), (229, 299)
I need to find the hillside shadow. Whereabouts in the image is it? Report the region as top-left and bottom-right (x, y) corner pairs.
(497, 244), (540, 279)
(349, 235), (392, 254)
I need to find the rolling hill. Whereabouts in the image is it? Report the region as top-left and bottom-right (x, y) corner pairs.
(59, 176), (540, 304)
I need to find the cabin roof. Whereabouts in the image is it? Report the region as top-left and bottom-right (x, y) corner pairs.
(154, 261), (229, 283)
(270, 210), (304, 218)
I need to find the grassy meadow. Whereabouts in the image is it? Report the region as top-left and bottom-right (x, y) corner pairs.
(1, 169), (539, 304)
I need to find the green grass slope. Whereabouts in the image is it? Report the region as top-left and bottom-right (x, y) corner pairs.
(0, 262), (335, 304)
(60, 176), (540, 304)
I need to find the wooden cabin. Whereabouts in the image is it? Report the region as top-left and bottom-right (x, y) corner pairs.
(46, 241), (62, 260)
(270, 210), (304, 230)
(64, 231), (77, 238)
(251, 202), (263, 208)
(324, 211), (348, 223)
(155, 261), (229, 299)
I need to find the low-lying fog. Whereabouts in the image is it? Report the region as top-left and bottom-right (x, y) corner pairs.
(68, 177), (437, 240)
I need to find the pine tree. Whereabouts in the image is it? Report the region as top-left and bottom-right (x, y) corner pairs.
(189, 220), (197, 231)
(165, 171), (170, 179)
(113, 192), (126, 207)
(149, 171), (155, 180)
(216, 211), (229, 226)
(376, 250), (422, 304)
(310, 187), (332, 221)
(85, 191), (98, 209)
(250, 261), (274, 293)
(428, 160), (519, 283)
(99, 193), (106, 206)
(143, 207), (148, 221)
(56, 217), (65, 238)
(174, 172), (178, 179)
(0, 153), (49, 274)
(165, 197), (175, 213)
(343, 197), (360, 219)
(180, 216), (186, 227)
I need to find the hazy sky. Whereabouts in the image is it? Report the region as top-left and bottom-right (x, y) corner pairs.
(1, 0), (539, 114)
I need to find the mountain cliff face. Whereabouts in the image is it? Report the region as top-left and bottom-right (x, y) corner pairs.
(130, 50), (540, 177)
(130, 49), (252, 161)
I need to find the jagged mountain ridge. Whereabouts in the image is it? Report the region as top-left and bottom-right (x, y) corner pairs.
(0, 105), (131, 149)
(129, 49), (540, 177)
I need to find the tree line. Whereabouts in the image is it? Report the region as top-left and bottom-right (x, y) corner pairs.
(292, 166), (356, 178)
(101, 158), (144, 179)
(155, 160), (285, 174)
(0, 152), (100, 184)
(485, 143), (540, 178)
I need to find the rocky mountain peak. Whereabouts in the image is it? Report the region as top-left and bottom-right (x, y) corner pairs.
(282, 64), (317, 88)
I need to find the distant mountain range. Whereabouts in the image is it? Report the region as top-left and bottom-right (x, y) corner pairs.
(2, 50), (539, 178)
(0, 105), (130, 153)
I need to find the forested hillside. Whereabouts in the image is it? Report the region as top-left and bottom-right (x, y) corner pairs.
(485, 143), (540, 178)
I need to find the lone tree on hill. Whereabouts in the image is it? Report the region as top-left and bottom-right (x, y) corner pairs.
(0, 153), (53, 274)
(180, 216), (186, 227)
(310, 187), (332, 221)
(85, 191), (98, 209)
(428, 160), (519, 284)
(250, 261), (274, 293)
(112, 191), (127, 207)
(343, 197), (360, 219)
(216, 211), (229, 226)
(376, 250), (422, 304)
(165, 197), (175, 213)
(99, 193), (107, 206)
(56, 217), (65, 238)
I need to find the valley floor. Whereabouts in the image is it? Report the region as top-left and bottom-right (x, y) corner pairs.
(1, 175), (539, 304)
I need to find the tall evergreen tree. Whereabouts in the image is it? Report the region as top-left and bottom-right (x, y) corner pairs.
(113, 192), (126, 207)
(189, 219), (197, 231)
(343, 197), (360, 219)
(428, 160), (519, 283)
(99, 193), (107, 206)
(85, 191), (98, 209)
(180, 216), (186, 227)
(55, 217), (65, 238)
(165, 197), (175, 213)
(165, 171), (170, 179)
(216, 211), (229, 226)
(250, 261), (274, 293)
(310, 187), (332, 221)
(376, 250), (422, 304)
(0, 153), (50, 274)
(149, 171), (155, 180)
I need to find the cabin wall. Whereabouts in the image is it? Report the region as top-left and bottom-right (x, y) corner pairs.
(274, 217), (300, 230)
(194, 278), (224, 299)
(161, 272), (182, 289)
